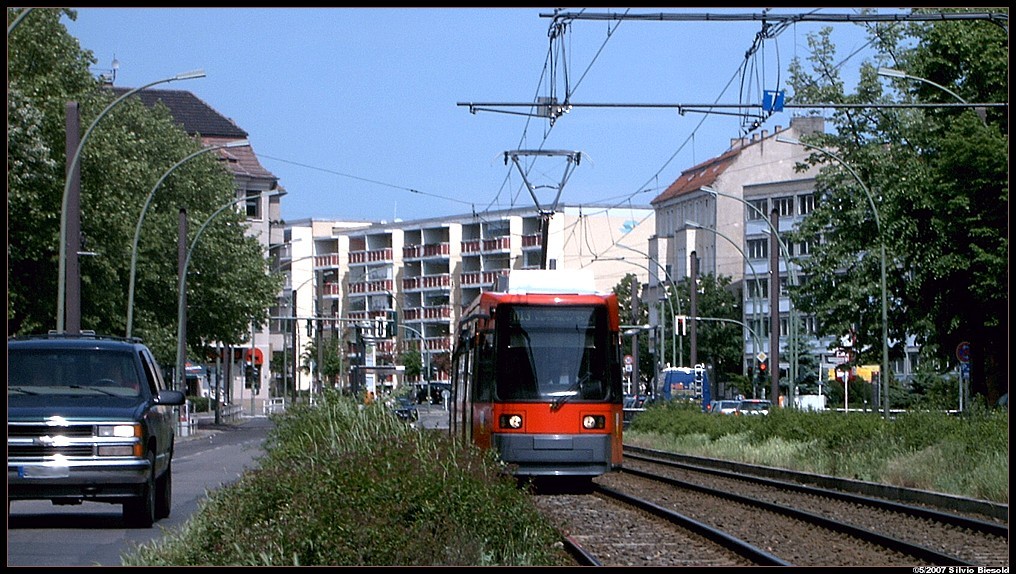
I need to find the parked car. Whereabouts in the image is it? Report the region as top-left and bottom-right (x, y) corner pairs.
(390, 396), (419, 423)
(7, 332), (186, 528)
(736, 399), (772, 416)
(709, 399), (741, 415)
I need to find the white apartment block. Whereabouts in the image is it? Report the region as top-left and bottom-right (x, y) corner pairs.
(271, 205), (656, 397)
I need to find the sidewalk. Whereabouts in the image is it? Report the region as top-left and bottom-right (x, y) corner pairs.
(178, 409), (251, 441)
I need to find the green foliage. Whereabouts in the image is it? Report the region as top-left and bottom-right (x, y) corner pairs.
(186, 396), (211, 413)
(613, 272), (744, 388)
(627, 402), (1008, 501)
(122, 391), (568, 566)
(785, 9), (1009, 403)
(7, 9), (283, 366)
(399, 347), (423, 380)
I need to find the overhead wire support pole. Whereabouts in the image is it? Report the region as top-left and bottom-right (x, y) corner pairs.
(504, 149), (583, 269)
(540, 10), (1008, 25)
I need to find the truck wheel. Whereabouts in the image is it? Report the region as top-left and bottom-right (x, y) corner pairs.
(155, 459), (173, 519)
(123, 452), (156, 528)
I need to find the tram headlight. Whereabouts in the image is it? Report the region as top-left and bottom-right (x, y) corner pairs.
(499, 414), (523, 429)
(582, 415), (605, 429)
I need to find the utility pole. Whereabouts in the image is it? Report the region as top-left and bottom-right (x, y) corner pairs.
(176, 209), (187, 392)
(769, 208), (780, 405)
(64, 102), (82, 334)
(690, 251), (698, 368)
(631, 281), (640, 394)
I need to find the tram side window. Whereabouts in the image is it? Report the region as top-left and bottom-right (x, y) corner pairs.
(474, 333), (495, 402)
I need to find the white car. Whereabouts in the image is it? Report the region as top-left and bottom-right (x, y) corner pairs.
(736, 399), (772, 416)
(709, 399), (741, 415)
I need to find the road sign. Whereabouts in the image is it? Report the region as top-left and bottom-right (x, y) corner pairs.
(756, 352), (767, 363)
(956, 341), (971, 363)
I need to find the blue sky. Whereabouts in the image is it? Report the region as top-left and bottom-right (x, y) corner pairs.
(62, 7), (885, 223)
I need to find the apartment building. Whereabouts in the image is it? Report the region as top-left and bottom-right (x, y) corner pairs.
(276, 205), (656, 397)
(649, 115), (917, 402)
(119, 88), (285, 410)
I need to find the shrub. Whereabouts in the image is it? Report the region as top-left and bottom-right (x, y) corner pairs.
(123, 390), (568, 566)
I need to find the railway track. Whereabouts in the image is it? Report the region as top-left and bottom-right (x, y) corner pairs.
(529, 447), (1009, 567)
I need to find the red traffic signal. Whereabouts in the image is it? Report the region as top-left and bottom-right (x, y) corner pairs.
(758, 360), (767, 372)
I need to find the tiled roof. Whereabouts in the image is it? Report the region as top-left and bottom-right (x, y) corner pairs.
(112, 87), (247, 138)
(110, 87), (277, 182)
(203, 136), (278, 181)
(650, 147), (740, 206)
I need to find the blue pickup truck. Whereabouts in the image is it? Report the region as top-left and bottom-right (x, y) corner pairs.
(7, 332), (186, 528)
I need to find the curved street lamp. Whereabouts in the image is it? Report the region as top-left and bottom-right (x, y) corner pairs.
(56, 69), (206, 332)
(127, 139), (250, 338)
(777, 136), (890, 419)
(684, 220), (767, 378)
(174, 191), (283, 390)
(877, 67), (986, 127)
(701, 185), (803, 396)
(611, 243), (685, 367)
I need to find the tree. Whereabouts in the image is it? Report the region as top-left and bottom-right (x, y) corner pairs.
(399, 347), (423, 381)
(687, 273), (743, 384)
(7, 8), (282, 366)
(613, 272), (743, 392)
(613, 273), (652, 389)
(785, 9), (1008, 405)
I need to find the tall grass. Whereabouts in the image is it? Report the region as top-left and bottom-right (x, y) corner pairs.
(122, 390), (571, 566)
(626, 401), (1008, 503)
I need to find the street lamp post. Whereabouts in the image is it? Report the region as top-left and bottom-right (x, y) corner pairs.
(174, 191), (282, 391)
(701, 186), (801, 400)
(593, 253), (679, 368)
(777, 136), (890, 419)
(612, 243), (684, 367)
(127, 139), (250, 338)
(56, 69), (205, 332)
(684, 220), (766, 378)
(396, 323), (431, 402)
(877, 67), (986, 127)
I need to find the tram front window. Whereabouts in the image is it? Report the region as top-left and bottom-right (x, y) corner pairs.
(495, 304), (609, 402)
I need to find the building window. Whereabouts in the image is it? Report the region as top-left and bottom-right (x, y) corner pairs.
(747, 198), (767, 220)
(746, 278), (767, 300)
(747, 238), (768, 260)
(797, 238), (813, 256)
(799, 193), (816, 215)
(774, 196), (795, 217)
(245, 190), (261, 219)
(780, 233), (794, 257)
(804, 315), (817, 335)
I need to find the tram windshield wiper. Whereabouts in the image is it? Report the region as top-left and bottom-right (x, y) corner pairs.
(550, 373), (589, 411)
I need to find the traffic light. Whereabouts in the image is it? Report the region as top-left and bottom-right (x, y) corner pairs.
(757, 359), (768, 381)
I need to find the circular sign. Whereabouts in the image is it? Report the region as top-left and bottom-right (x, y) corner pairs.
(624, 355), (634, 366)
(244, 347), (264, 366)
(955, 342), (971, 364)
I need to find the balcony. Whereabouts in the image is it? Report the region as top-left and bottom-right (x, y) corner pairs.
(315, 254), (342, 268)
(403, 243), (450, 260)
(402, 305), (452, 322)
(348, 248), (393, 264)
(460, 271), (500, 287)
(521, 233), (542, 249)
(402, 274), (451, 291)
(461, 239), (481, 254)
(481, 236), (511, 253)
(348, 279), (394, 294)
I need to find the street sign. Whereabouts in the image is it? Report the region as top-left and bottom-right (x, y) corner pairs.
(756, 352), (767, 363)
(955, 341), (971, 363)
